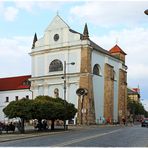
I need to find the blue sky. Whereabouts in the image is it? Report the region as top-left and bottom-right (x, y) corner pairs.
(0, 0), (148, 110)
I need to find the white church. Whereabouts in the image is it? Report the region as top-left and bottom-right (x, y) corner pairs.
(0, 15), (127, 125)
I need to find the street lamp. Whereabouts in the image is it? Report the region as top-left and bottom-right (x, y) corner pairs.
(76, 88), (88, 125)
(144, 9), (148, 15)
(63, 61), (75, 130)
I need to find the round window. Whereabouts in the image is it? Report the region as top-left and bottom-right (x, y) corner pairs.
(54, 34), (59, 41)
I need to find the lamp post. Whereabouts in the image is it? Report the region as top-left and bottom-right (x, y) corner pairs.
(63, 61), (75, 130)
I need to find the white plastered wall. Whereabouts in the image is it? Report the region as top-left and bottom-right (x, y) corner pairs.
(0, 89), (32, 121)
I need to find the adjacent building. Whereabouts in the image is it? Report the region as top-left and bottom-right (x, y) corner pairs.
(128, 87), (140, 102)
(0, 75), (32, 121)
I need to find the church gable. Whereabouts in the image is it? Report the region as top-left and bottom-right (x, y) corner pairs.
(45, 15), (70, 31)
(33, 15), (81, 50)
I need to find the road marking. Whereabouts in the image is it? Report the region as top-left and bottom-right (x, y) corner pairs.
(51, 129), (121, 147)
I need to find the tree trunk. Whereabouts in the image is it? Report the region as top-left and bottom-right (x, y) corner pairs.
(20, 118), (25, 133)
(38, 119), (42, 131)
(51, 119), (55, 130)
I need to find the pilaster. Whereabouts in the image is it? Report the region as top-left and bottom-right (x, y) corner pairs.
(118, 69), (127, 123)
(104, 63), (114, 123)
(78, 45), (95, 125)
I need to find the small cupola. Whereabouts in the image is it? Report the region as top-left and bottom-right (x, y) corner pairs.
(109, 44), (126, 62)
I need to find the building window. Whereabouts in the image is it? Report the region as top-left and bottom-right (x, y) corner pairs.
(93, 64), (102, 76)
(54, 88), (59, 98)
(26, 95), (29, 99)
(15, 96), (18, 101)
(6, 97), (9, 102)
(49, 59), (63, 72)
(23, 80), (31, 86)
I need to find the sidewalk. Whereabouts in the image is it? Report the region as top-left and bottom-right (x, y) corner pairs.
(0, 125), (71, 142)
(0, 124), (84, 142)
(0, 132), (62, 143)
(0, 124), (128, 143)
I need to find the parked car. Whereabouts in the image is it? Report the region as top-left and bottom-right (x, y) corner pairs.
(141, 118), (148, 127)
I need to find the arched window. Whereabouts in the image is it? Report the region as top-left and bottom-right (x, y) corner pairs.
(54, 88), (59, 98)
(49, 59), (63, 72)
(93, 64), (101, 76)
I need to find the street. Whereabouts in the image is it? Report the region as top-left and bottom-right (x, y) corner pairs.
(0, 125), (148, 147)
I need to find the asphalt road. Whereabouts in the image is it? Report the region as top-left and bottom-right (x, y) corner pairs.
(0, 125), (148, 147)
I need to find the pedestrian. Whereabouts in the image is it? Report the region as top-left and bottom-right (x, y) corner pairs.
(122, 117), (126, 125)
(102, 117), (105, 124)
(9, 122), (15, 132)
(42, 120), (48, 130)
(106, 117), (111, 124)
(0, 122), (3, 134)
(129, 115), (133, 126)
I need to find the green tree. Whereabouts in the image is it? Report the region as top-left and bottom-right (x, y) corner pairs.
(127, 97), (148, 120)
(3, 98), (33, 133)
(32, 96), (77, 130)
(3, 96), (77, 132)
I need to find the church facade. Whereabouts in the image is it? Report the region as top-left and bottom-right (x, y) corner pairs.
(29, 15), (127, 125)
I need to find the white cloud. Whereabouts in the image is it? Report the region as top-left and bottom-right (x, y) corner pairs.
(0, 1), (64, 21)
(37, 1), (64, 10)
(4, 6), (19, 21)
(0, 1), (3, 8)
(0, 36), (32, 57)
(14, 1), (64, 13)
(0, 36), (32, 77)
(15, 1), (35, 12)
(128, 64), (148, 79)
(141, 99), (148, 111)
(70, 1), (148, 27)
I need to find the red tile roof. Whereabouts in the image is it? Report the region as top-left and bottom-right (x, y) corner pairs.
(109, 44), (127, 55)
(0, 75), (31, 91)
(133, 88), (140, 93)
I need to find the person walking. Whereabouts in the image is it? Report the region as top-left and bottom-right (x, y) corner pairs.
(122, 117), (126, 125)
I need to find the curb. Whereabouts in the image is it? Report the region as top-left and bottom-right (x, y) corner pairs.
(0, 130), (69, 143)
